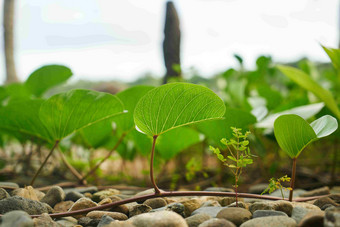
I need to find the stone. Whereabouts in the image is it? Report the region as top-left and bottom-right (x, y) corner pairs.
(129, 204), (152, 217)
(104, 221), (136, 226)
(65, 190), (84, 202)
(93, 189), (121, 202)
(130, 210), (188, 227)
(216, 207), (252, 226)
(240, 216), (296, 227)
(200, 200), (221, 208)
(166, 203), (186, 217)
(84, 192), (93, 198)
(0, 210), (34, 227)
(86, 211), (128, 220)
(99, 197), (112, 205)
(227, 201), (246, 209)
(299, 210), (324, 227)
(252, 210), (288, 218)
(68, 197), (98, 218)
(270, 188), (306, 198)
(248, 200), (293, 216)
(204, 187), (234, 192)
(109, 196), (129, 215)
(219, 197), (244, 206)
(0, 196), (50, 215)
(248, 184), (269, 194)
(143, 198), (167, 209)
(185, 213), (211, 227)
(0, 182), (19, 189)
(314, 196), (339, 209)
(324, 206), (340, 227)
(198, 218), (236, 227)
(54, 201), (74, 213)
(40, 186), (65, 207)
(0, 187), (10, 200)
(33, 213), (59, 227)
(98, 215), (115, 227)
(11, 186), (39, 201)
(64, 186), (98, 194)
(291, 201), (321, 210)
(78, 216), (100, 226)
(34, 189), (45, 201)
(291, 207), (310, 224)
(191, 207), (224, 218)
(56, 217), (78, 227)
(300, 186), (330, 197)
(182, 198), (202, 217)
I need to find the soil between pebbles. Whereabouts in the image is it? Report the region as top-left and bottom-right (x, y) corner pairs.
(0, 184), (339, 227)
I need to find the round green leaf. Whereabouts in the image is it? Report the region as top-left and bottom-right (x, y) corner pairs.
(274, 114), (317, 158)
(39, 89), (125, 141)
(25, 65), (72, 97)
(134, 83), (226, 136)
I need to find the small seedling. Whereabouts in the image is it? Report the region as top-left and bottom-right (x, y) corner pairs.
(210, 127), (256, 206)
(261, 175), (292, 199)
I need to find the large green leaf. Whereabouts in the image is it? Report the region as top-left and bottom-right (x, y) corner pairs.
(156, 127), (201, 160)
(25, 65), (72, 97)
(80, 119), (113, 149)
(115, 85), (154, 132)
(277, 65), (340, 120)
(0, 99), (52, 142)
(39, 89), (125, 141)
(197, 107), (256, 147)
(134, 83), (226, 136)
(274, 114), (338, 158)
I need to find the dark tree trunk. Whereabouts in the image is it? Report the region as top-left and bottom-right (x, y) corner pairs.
(163, 1), (181, 84)
(3, 0), (19, 84)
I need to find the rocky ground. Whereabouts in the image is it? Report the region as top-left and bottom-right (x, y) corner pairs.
(0, 182), (339, 227)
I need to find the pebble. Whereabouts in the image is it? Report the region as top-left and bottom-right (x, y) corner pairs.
(216, 207), (252, 226)
(252, 210), (287, 218)
(98, 197), (112, 205)
(86, 211), (128, 220)
(0, 188), (10, 200)
(130, 210), (188, 227)
(11, 186), (39, 201)
(291, 206), (310, 224)
(40, 186), (65, 207)
(324, 206), (340, 227)
(68, 197), (98, 218)
(240, 216), (296, 227)
(56, 217), (78, 227)
(220, 197), (243, 206)
(54, 201), (74, 213)
(98, 215), (115, 227)
(65, 190), (85, 202)
(66, 186), (98, 194)
(129, 204), (152, 217)
(78, 216), (100, 226)
(0, 196), (50, 215)
(0, 182), (19, 189)
(0, 210), (34, 227)
(227, 201), (247, 208)
(298, 210), (324, 227)
(93, 189), (121, 202)
(182, 198), (202, 217)
(198, 218), (236, 227)
(248, 200), (293, 216)
(33, 213), (59, 227)
(314, 196), (339, 210)
(143, 198), (167, 209)
(185, 213), (211, 227)
(191, 207), (224, 218)
(34, 189), (45, 200)
(200, 200), (221, 207)
(269, 188), (306, 198)
(108, 196), (129, 215)
(300, 186), (330, 197)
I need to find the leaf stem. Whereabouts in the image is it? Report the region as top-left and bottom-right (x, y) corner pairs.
(289, 158), (297, 202)
(30, 141), (59, 186)
(81, 132), (126, 182)
(150, 135), (160, 194)
(58, 148), (86, 185)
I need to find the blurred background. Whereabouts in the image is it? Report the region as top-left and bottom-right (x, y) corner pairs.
(0, 0), (338, 84)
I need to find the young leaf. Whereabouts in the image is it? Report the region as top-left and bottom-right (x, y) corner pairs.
(39, 89), (125, 141)
(134, 83), (225, 136)
(310, 115), (338, 138)
(25, 65), (72, 97)
(322, 45), (340, 71)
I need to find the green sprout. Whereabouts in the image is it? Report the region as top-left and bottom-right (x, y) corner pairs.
(261, 175), (292, 199)
(209, 127), (256, 206)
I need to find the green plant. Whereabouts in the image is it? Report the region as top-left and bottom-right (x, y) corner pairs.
(134, 82), (226, 193)
(209, 127), (255, 206)
(274, 114), (338, 201)
(261, 175), (292, 199)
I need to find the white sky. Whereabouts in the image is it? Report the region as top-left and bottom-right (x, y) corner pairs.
(0, 0), (338, 83)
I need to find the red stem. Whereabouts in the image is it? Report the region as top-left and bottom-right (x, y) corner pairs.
(150, 135), (160, 194)
(289, 158), (297, 202)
